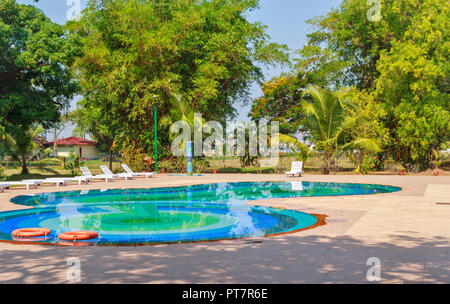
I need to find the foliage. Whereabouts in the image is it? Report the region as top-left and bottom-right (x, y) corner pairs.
(374, 0), (449, 165)
(2, 125), (50, 174)
(0, 0), (79, 132)
(64, 152), (85, 176)
(250, 72), (312, 134)
(303, 85), (380, 173)
(279, 85), (380, 174)
(159, 157), (186, 173)
(383, 157), (405, 174)
(278, 133), (314, 163)
(194, 158), (210, 173)
(295, 0), (392, 89)
(0, 165), (5, 181)
(257, 0), (449, 169)
(68, 0), (289, 155)
(118, 142), (155, 173)
(355, 154), (380, 175)
(158, 156), (210, 173)
(69, 107), (116, 167)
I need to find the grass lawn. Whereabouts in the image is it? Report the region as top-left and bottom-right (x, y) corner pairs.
(2, 160), (124, 181)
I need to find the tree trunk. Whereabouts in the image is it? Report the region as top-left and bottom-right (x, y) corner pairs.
(20, 154), (28, 175)
(53, 129), (58, 159)
(109, 150), (113, 170)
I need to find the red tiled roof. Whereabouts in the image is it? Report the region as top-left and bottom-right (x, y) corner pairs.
(47, 137), (97, 146)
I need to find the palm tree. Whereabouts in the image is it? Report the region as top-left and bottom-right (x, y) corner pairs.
(3, 125), (50, 175)
(279, 85), (380, 174)
(161, 92), (205, 154)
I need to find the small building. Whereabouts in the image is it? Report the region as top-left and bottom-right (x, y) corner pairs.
(47, 137), (98, 160)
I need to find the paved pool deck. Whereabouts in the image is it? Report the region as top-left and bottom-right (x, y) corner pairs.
(0, 174), (449, 284)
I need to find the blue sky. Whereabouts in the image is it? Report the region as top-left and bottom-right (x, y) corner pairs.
(17, 0), (340, 136)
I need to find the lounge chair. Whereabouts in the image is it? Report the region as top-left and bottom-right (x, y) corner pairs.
(100, 166), (134, 180)
(80, 167), (114, 183)
(72, 176), (92, 185)
(121, 164), (154, 179)
(0, 183), (10, 192)
(290, 181), (304, 191)
(44, 178), (74, 187)
(8, 180), (42, 190)
(26, 178), (74, 188)
(285, 161), (304, 177)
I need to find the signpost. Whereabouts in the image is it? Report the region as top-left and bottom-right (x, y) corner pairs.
(154, 103), (158, 173)
(187, 141), (193, 176)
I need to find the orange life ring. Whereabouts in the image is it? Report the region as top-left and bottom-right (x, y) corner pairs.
(12, 236), (50, 242)
(58, 240), (93, 247)
(58, 231), (99, 241)
(12, 228), (51, 238)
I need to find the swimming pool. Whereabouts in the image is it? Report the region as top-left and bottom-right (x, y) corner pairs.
(0, 182), (401, 246)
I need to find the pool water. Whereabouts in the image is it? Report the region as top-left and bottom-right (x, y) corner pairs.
(0, 182), (401, 246)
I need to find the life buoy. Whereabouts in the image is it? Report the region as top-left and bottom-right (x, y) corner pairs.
(58, 231), (99, 241)
(12, 228), (51, 238)
(12, 236), (49, 242)
(58, 240), (93, 247)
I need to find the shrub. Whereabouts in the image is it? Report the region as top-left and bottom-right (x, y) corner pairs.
(64, 152), (85, 176)
(194, 158), (211, 173)
(159, 157), (186, 173)
(384, 158), (405, 174)
(159, 157), (211, 173)
(0, 166), (5, 181)
(359, 154), (380, 174)
(119, 145), (155, 172)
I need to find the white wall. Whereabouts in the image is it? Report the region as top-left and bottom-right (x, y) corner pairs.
(50, 145), (98, 159)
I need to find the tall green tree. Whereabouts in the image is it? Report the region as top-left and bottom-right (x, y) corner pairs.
(250, 72), (312, 135)
(375, 0), (449, 164)
(260, 0), (448, 168)
(68, 0), (289, 153)
(0, 0), (80, 140)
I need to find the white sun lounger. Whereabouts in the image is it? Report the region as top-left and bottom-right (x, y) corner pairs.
(72, 176), (92, 185)
(44, 178), (74, 187)
(26, 178), (73, 188)
(121, 164), (154, 179)
(0, 183), (10, 192)
(80, 167), (114, 183)
(100, 166), (134, 180)
(8, 180), (42, 190)
(285, 161), (304, 177)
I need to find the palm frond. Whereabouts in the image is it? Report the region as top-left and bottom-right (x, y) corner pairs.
(277, 133), (313, 157)
(342, 138), (381, 153)
(31, 125), (45, 139)
(302, 85), (346, 141)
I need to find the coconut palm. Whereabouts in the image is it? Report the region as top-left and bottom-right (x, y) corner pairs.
(166, 92), (204, 132)
(279, 85), (380, 174)
(3, 125), (50, 175)
(161, 92), (206, 155)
